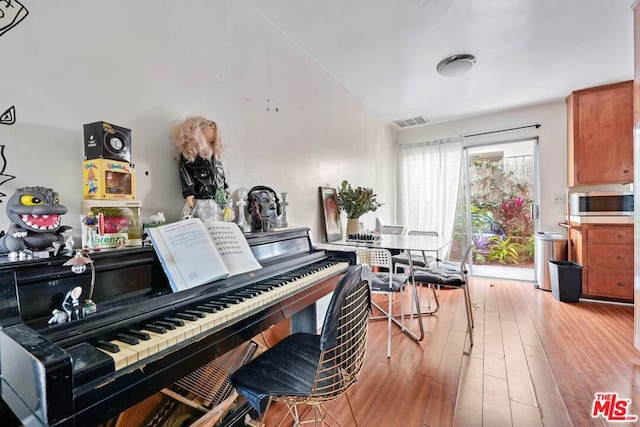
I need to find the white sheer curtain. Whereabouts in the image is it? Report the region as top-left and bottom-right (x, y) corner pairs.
(398, 137), (463, 244)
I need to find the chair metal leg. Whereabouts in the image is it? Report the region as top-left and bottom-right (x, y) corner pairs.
(464, 283), (474, 328)
(462, 285), (474, 346)
(429, 284), (440, 314)
(370, 293), (399, 357)
(405, 282), (440, 317)
(286, 402), (346, 427)
(345, 389), (360, 427)
(422, 283), (441, 315)
(387, 293), (392, 357)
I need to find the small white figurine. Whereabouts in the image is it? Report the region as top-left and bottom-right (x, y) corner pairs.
(149, 212), (166, 224)
(48, 309), (69, 325)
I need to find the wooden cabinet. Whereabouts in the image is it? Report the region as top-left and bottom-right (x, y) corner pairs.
(566, 80), (633, 187)
(567, 225), (582, 265)
(569, 223), (633, 301)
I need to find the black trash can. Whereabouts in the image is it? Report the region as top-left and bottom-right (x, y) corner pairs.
(548, 261), (582, 303)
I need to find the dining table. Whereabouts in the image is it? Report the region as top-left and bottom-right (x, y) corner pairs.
(321, 233), (451, 342)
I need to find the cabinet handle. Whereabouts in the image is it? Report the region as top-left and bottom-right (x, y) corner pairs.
(617, 281), (626, 287)
(617, 254), (625, 260)
(623, 168), (630, 174)
(618, 233), (626, 239)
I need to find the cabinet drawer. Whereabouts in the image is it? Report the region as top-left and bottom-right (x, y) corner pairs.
(587, 269), (634, 299)
(587, 228), (633, 244)
(587, 244), (633, 270)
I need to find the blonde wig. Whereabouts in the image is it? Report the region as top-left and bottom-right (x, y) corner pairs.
(171, 116), (223, 162)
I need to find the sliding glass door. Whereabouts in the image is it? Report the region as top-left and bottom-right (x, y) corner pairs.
(455, 138), (539, 281)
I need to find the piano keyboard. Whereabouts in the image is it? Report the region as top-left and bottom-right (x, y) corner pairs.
(96, 260), (349, 372)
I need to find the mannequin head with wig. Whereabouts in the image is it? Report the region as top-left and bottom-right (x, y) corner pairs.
(171, 116), (223, 162)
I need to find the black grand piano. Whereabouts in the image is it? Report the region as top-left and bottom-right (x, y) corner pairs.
(0, 227), (353, 427)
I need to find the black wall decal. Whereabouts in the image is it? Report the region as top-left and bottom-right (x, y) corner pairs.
(0, 105), (15, 125)
(0, 1), (29, 38)
(0, 146), (15, 202)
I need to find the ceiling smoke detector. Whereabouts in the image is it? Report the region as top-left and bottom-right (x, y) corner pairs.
(436, 54), (476, 78)
(393, 116), (428, 128)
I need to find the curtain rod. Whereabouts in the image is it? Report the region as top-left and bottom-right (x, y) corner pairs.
(464, 124), (541, 138)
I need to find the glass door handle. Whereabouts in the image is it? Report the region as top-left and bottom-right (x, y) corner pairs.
(532, 204), (540, 220)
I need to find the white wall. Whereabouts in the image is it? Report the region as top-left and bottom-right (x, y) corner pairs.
(0, 0), (396, 245)
(396, 101), (568, 233)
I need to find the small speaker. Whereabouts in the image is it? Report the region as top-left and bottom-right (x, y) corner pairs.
(83, 121), (132, 163)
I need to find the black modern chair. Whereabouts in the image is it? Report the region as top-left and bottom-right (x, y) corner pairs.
(412, 244), (475, 346)
(230, 265), (372, 426)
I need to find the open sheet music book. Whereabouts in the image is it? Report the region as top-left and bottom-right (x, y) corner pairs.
(147, 218), (262, 292)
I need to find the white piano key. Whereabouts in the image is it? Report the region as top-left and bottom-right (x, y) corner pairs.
(97, 344), (138, 371)
(104, 261), (349, 372)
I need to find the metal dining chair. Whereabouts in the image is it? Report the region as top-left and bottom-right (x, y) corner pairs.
(391, 230), (441, 316)
(356, 248), (410, 358)
(412, 244), (475, 346)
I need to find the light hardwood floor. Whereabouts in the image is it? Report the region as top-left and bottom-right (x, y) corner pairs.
(263, 277), (640, 427)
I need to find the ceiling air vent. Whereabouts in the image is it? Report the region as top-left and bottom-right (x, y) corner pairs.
(392, 116), (428, 128)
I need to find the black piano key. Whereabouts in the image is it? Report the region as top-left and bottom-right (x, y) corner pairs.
(196, 305), (217, 313)
(204, 302), (229, 309)
(274, 282), (287, 287)
(184, 309), (206, 318)
(116, 333), (139, 345)
(239, 290), (261, 298)
(96, 340), (120, 353)
(155, 320), (177, 330)
(164, 317), (185, 327)
(219, 296), (244, 304)
(145, 324), (167, 333)
(128, 329), (151, 340)
(176, 313), (198, 322)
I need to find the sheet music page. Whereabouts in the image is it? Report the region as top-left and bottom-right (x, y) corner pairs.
(148, 218), (229, 292)
(202, 221), (262, 276)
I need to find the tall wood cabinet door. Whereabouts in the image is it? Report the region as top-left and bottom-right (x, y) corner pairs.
(568, 226), (582, 263)
(567, 80), (633, 186)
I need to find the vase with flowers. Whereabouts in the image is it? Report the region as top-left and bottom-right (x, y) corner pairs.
(336, 180), (383, 236)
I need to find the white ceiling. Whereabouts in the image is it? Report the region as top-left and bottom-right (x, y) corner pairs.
(247, 0), (636, 126)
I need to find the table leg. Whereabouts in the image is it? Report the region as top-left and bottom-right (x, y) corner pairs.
(401, 256), (425, 342)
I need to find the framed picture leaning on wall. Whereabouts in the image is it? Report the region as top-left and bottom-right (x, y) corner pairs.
(319, 187), (342, 242)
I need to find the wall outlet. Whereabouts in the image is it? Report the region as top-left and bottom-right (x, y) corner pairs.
(552, 193), (566, 204)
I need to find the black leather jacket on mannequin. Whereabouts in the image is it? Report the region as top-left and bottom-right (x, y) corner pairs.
(178, 155), (228, 207)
